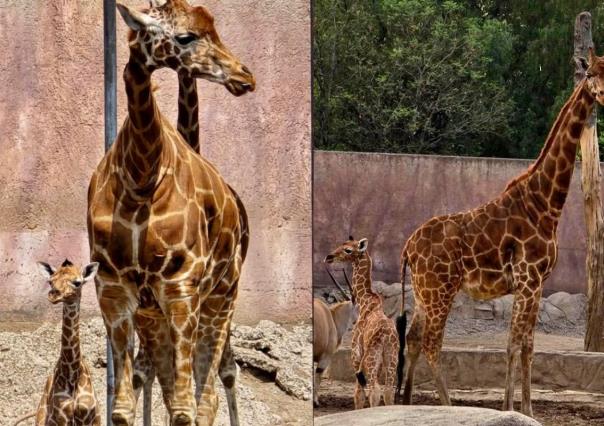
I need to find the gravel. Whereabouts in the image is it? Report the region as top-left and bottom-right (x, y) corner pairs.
(0, 317), (310, 425)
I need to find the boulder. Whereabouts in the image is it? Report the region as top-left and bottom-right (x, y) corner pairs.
(314, 406), (542, 426)
(545, 292), (587, 323)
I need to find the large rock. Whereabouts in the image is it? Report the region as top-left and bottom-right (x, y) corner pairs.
(314, 406), (541, 426)
(544, 292), (587, 323)
(231, 321), (312, 401)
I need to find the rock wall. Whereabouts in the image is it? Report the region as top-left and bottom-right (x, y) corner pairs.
(0, 0), (311, 324)
(314, 151), (596, 296)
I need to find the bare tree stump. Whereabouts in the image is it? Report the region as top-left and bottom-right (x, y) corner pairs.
(574, 11), (604, 352)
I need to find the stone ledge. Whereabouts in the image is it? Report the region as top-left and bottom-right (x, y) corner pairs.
(328, 347), (604, 394)
(314, 406), (541, 426)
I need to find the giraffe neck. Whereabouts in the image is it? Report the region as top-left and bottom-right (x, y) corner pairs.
(351, 253), (381, 315)
(57, 301), (81, 389)
(119, 54), (167, 194)
(177, 74), (200, 152)
(519, 80), (594, 217)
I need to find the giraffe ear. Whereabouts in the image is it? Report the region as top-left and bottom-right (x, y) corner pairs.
(358, 238), (368, 252)
(37, 262), (55, 278)
(117, 3), (161, 32)
(81, 262), (100, 283)
(150, 0), (170, 7)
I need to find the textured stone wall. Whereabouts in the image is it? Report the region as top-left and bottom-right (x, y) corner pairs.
(314, 151), (594, 296)
(0, 0), (311, 324)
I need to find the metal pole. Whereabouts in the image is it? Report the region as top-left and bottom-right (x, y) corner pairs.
(104, 1), (117, 425)
(104, 2), (152, 423)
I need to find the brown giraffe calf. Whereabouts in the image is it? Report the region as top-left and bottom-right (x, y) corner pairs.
(400, 48), (604, 416)
(31, 260), (101, 426)
(325, 237), (405, 409)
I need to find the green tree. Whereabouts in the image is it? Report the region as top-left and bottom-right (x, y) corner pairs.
(314, 0), (604, 159)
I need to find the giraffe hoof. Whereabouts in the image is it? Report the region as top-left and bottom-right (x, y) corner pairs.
(172, 411), (194, 426)
(111, 411), (134, 426)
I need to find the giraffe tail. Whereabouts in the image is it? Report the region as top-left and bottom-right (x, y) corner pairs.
(355, 370), (367, 387)
(395, 255), (409, 399)
(12, 412), (36, 426)
(395, 314), (407, 399)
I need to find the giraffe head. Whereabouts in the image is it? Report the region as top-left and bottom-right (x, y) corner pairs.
(116, 0), (255, 96)
(37, 259), (99, 305)
(324, 236), (369, 264)
(584, 47), (604, 105)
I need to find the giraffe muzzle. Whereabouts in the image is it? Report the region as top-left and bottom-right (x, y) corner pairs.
(48, 290), (62, 304)
(324, 254), (335, 264)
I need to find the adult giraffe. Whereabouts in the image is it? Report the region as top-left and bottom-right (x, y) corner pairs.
(400, 48), (604, 416)
(87, 1), (254, 424)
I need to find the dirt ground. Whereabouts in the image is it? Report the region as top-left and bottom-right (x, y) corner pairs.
(315, 379), (604, 426)
(318, 317), (604, 425)
(0, 317), (311, 425)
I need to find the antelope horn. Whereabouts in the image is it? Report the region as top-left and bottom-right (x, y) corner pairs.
(343, 269), (356, 304)
(324, 264), (351, 302)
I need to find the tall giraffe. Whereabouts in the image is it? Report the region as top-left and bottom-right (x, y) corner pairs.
(325, 237), (404, 409)
(130, 68), (242, 425)
(400, 48), (604, 416)
(87, 1), (254, 425)
(175, 70), (243, 426)
(34, 260), (101, 426)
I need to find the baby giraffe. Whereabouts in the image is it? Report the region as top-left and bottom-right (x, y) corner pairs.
(33, 259), (101, 426)
(325, 237), (404, 408)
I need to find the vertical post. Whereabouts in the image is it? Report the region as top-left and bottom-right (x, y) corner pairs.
(104, 1), (117, 425)
(574, 12), (604, 352)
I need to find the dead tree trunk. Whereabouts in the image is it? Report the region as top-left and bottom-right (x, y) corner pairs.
(574, 12), (604, 352)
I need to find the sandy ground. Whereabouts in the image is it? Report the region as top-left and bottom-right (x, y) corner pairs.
(0, 318), (311, 425)
(315, 379), (604, 426)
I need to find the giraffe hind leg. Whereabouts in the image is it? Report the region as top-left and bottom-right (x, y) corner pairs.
(218, 331), (239, 426)
(422, 295), (454, 406)
(361, 342), (384, 407)
(402, 307), (425, 405)
(382, 331), (399, 406)
(194, 256), (241, 425)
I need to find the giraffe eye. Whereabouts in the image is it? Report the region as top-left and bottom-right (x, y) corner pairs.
(72, 280), (83, 287)
(344, 248), (353, 254)
(175, 33), (198, 45)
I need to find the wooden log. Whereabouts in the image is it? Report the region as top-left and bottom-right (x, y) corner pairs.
(573, 11), (604, 352)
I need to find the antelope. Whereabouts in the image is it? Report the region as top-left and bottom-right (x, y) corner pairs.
(313, 269), (358, 407)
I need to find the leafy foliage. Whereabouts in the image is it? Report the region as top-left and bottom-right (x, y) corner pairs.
(313, 0), (604, 159)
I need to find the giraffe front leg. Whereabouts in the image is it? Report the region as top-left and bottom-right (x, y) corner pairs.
(134, 313), (175, 411)
(162, 282), (201, 426)
(35, 375), (53, 426)
(194, 263), (239, 426)
(98, 282), (138, 426)
(520, 287), (541, 417)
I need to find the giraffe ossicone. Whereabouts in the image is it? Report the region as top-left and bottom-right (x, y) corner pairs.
(400, 46), (604, 417)
(88, 1), (253, 425)
(325, 237), (404, 409)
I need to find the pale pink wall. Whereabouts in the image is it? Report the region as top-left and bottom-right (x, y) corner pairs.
(314, 151), (591, 297)
(0, 1), (311, 324)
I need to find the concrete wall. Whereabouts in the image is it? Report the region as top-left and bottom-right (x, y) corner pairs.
(313, 151), (595, 296)
(328, 347), (604, 393)
(0, 0), (310, 324)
